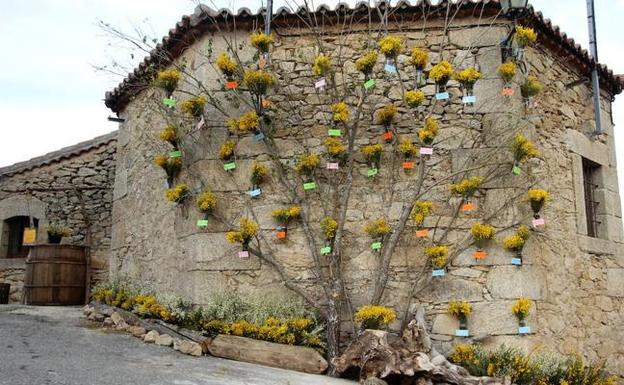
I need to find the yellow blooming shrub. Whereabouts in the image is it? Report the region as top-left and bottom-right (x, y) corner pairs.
(355, 51), (378, 75)
(429, 60), (454, 84)
(154, 155), (182, 174)
(320, 216), (338, 240)
(521, 76), (544, 98)
(449, 344), (477, 364)
(325, 137), (346, 157)
(503, 225), (530, 252)
(271, 206), (302, 224)
(237, 111), (261, 133)
(243, 69), (276, 95)
(376, 104), (398, 126)
(528, 188), (549, 214)
(218, 140), (236, 160)
(158, 124), (178, 145)
(364, 218), (391, 238)
(216, 52), (238, 77)
(379, 35), (403, 58)
(196, 191), (217, 213)
(512, 133), (539, 163)
(312, 54), (332, 76)
(134, 294), (172, 321)
(225, 218), (259, 245)
(449, 176), (483, 197)
(404, 90), (425, 107)
(409, 48), (428, 69)
(165, 183), (189, 203)
(454, 68), (482, 88)
(425, 245), (448, 269)
(250, 161), (269, 186)
(354, 305), (396, 330)
(418, 117), (439, 145)
(498, 61), (517, 83)
(250, 32), (274, 52)
(448, 300), (472, 319)
(471, 222), (496, 243)
(331, 101), (350, 123)
(294, 153), (320, 176)
(515, 26), (538, 47)
(155, 68), (181, 94)
(398, 138), (418, 158)
(362, 144), (383, 164)
(180, 95), (207, 117)
(511, 297), (532, 321)
(411, 200), (433, 226)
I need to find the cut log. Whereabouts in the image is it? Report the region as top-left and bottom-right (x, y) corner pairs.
(209, 334), (328, 374)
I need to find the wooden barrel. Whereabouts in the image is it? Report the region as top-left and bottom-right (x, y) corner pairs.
(24, 245), (89, 306)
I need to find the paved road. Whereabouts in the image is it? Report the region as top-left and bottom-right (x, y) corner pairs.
(0, 305), (356, 385)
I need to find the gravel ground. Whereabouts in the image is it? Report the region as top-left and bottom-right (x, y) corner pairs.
(0, 305), (356, 385)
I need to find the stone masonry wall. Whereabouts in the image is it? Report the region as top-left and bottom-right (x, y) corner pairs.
(0, 138), (116, 303)
(110, 16), (624, 375)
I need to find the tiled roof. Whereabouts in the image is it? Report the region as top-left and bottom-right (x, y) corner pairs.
(104, 0), (624, 113)
(0, 131), (117, 177)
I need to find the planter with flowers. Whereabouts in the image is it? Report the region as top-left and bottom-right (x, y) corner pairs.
(364, 218), (391, 252)
(312, 54), (331, 91)
(180, 95), (207, 119)
(454, 67), (482, 105)
(155, 68), (181, 106)
(295, 153), (320, 191)
(429, 60), (454, 99)
(271, 206), (301, 239)
(46, 223), (71, 244)
(470, 222), (495, 260)
(379, 35), (403, 75)
(325, 137), (346, 170)
(418, 117), (439, 156)
(154, 155), (182, 188)
(448, 300), (472, 336)
(520, 75), (543, 108)
(362, 144), (383, 178)
(376, 104), (398, 142)
(330, 101), (349, 138)
(228, 110), (261, 139)
(404, 89), (425, 112)
(250, 32), (273, 56)
(355, 51), (378, 89)
(398, 138), (418, 170)
(528, 188), (549, 227)
(503, 225), (531, 265)
(498, 61), (517, 96)
(243, 69), (276, 109)
(411, 200), (433, 238)
(511, 133), (539, 175)
(354, 305), (396, 331)
(195, 191), (217, 229)
(449, 176), (483, 212)
(225, 218), (259, 258)
(216, 52), (240, 89)
(320, 216), (337, 256)
(249, 161), (269, 198)
(512, 26), (537, 62)
(511, 297), (532, 334)
(409, 48), (428, 87)
(219, 140), (237, 171)
(426, 245), (448, 277)
(165, 183), (190, 204)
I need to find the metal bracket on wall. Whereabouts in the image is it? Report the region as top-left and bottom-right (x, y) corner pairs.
(565, 78), (590, 89)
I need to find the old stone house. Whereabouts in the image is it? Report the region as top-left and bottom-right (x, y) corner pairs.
(0, 132), (116, 302)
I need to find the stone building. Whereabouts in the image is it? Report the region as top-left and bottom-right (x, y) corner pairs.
(0, 132), (117, 303)
(103, 0), (624, 374)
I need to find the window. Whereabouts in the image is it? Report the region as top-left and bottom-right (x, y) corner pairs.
(582, 158), (601, 238)
(3, 216), (38, 258)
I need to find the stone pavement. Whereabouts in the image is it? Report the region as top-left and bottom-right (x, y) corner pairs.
(0, 305), (356, 385)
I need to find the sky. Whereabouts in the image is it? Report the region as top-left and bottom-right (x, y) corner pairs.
(0, 0), (622, 198)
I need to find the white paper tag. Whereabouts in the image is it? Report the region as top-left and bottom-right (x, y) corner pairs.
(315, 78), (326, 89)
(420, 147), (433, 155)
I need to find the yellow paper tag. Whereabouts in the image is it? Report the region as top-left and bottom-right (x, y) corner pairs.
(23, 228), (37, 245)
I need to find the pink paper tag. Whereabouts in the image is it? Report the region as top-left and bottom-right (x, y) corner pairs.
(420, 147), (433, 155)
(238, 251), (249, 258)
(326, 162), (339, 170)
(196, 116), (205, 129)
(315, 78), (326, 89)
(502, 88), (515, 96)
(532, 218), (545, 227)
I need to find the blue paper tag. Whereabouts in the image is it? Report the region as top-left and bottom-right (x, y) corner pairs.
(253, 132), (265, 141)
(432, 269), (445, 277)
(435, 92), (450, 100)
(455, 329), (470, 337)
(518, 326), (531, 334)
(384, 63), (397, 74)
(249, 188), (262, 197)
(511, 257), (522, 266)
(462, 95), (476, 104)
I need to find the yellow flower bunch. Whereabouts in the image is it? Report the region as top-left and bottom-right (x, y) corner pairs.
(521, 76), (544, 98)
(271, 206), (302, 223)
(250, 161), (269, 186)
(411, 200), (433, 226)
(134, 294), (172, 321)
(331, 101), (350, 123)
(294, 153), (320, 176)
(515, 26), (537, 48)
(503, 234), (525, 251)
(355, 51), (378, 75)
(364, 218), (391, 238)
(511, 297), (532, 320)
(471, 222), (496, 242)
(313, 54), (332, 76)
(498, 61), (517, 83)
(155, 68), (181, 94)
(237, 111), (261, 133)
(449, 344), (476, 364)
(425, 245), (448, 269)
(376, 104), (398, 126)
(196, 191), (217, 213)
(409, 48), (428, 70)
(243, 69), (276, 95)
(320, 216), (338, 240)
(225, 218), (259, 245)
(325, 137), (346, 157)
(398, 138), (418, 158)
(216, 52), (238, 77)
(528, 188), (549, 213)
(154, 154), (168, 168)
(230, 319), (259, 337)
(250, 32), (274, 53)
(454, 68), (482, 87)
(449, 176), (483, 197)
(379, 35), (403, 58)
(158, 124), (178, 145)
(429, 60), (454, 84)
(180, 95), (207, 117)
(362, 144), (383, 164)
(219, 140), (236, 160)
(512, 133), (539, 163)
(165, 183), (189, 203)
(354, 305), (396, 329)
(448, 300), (472, 318)
(154, 155), (182, 173)
(418, 117), (439, 145)
(404, 90), (425, 108)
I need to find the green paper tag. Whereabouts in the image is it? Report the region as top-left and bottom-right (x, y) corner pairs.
(371, 241), (382, 251)
(303, 182), (317, 191)
(223, 162), (236, 171)
(320, 246), (332, 255)
(512, 165), (521, 175)
(328, 129), (342, 137)
(364, 79), (376, 90)
(367, 168), (378, 177)
(196, 219), (209, 228)
(169, 150), (182, 158)
(162, 98), (176, 107)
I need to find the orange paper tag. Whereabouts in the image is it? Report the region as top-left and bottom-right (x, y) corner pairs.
(259, 57), (267, 69)
(383, 131), (393, 141)
(276, 231), (287, 239)
(402, 161), (415, 169)
(474, 250), (488, 260)
(502, 87), (515, 96)
(225, 81), (239, 89)
(261, 98), (271, 108)
(461, 202), (476, 212)
(415, 229), (429, 238)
